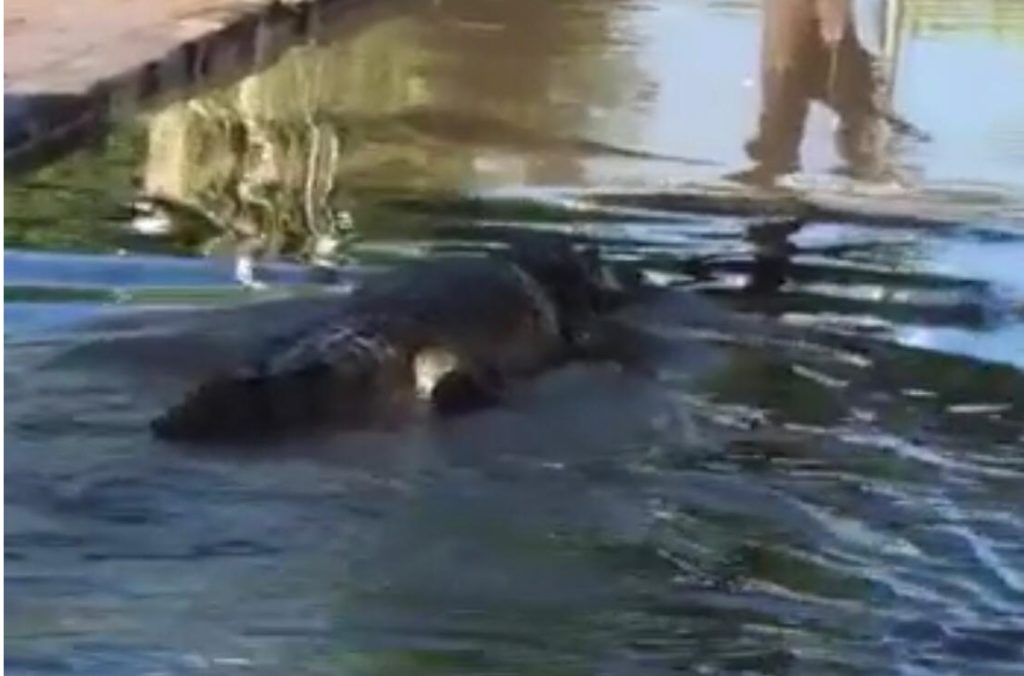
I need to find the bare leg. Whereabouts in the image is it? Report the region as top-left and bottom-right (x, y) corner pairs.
(735, 0), (883, 184)
(737, 0), (820, 185)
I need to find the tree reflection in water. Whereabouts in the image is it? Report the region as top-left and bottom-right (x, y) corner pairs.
(137, 0), (647, 263)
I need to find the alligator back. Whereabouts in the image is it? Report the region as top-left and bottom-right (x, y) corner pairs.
(151, 255), (566, 442)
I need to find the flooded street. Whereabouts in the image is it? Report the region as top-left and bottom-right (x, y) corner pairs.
(5, 0), (1024, 674)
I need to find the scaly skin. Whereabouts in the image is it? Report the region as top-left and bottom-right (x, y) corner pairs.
(152, 242), (624, 442)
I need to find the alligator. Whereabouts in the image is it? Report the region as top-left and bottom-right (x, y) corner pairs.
(151, 238), (651, 442)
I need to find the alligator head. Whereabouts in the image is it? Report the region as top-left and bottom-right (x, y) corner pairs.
(502, 234), (650, 343)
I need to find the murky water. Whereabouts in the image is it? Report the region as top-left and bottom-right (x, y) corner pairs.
(5, 0), (1024, 674)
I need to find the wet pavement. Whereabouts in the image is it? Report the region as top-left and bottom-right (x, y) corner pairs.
(5, 0), (1024, 674)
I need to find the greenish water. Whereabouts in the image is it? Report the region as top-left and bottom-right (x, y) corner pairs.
(5, 0), (1024, 674)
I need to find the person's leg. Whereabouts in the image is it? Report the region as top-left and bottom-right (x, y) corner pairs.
(740, 0), (822, 183)
(826, 30), (882, 177)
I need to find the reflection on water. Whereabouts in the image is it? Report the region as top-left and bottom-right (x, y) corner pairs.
(5, 0), (1024, 674)
(730, 0), (923, 186)
(7, 0), (1024, 244)
(130, 0), (656, 258)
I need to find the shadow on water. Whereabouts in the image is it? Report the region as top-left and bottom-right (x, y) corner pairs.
(5, 0), (1024, 674)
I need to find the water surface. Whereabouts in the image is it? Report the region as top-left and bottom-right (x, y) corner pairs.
(5, 0), (1024, 673)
